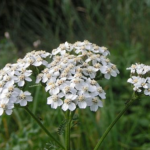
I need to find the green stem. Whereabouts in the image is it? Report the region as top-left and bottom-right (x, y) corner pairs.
(65, 110), (71, 150)
(94, 96), (137, 150)
(65, 110), (76, 150)
(24, 106), (65, 150)
(32, 86), (40, 113)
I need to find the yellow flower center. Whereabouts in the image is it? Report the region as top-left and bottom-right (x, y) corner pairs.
(52, 95), (58, 102)
(46, 74), (51, 79)
(133, 79), (138, 83)
(105, 58), (110, 63)
(73, 79), (80, 84)
(92, 97), (98, 103)
(75, 73), (82, 78)
(1, 104), (6, 109)
(97, 87), (103, 93)
(83, 86), (88, 92)
(141, 83), (146, 86)
(87, 68), (92, 74)
(107, 68), (111, 73)
(90, 80), (96, 85)
(0, 82), (4, 88)
(64, 86), (70, 93)
(131, 65), (136, 69)
(6, 92), (11, 98)
(111, 65), (116, 70)
(37, 57), (42, 62)
(94, 63), (101, 68)
(51, 84), (56, 89)
(6, 76), (11, 82)
(19, 93), (26, 100)
(57, 79), (64, 86)
(8, 86), (14, 92)
(78, 95), (85, 101)
(43, 68), (49, 73)
(64, 99), (71, 104)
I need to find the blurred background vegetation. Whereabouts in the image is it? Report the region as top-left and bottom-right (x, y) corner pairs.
(0, 0), (150, 149)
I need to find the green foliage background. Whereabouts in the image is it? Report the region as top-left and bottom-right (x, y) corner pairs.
(0, 0), (150, 149)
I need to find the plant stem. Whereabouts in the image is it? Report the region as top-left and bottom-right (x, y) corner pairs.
(65, 110), (71, 150)
(24, 106), (65, 150)
(65, 110), (76, 150)
(94, 96), (137, 150)
(32, 86), (40, 113)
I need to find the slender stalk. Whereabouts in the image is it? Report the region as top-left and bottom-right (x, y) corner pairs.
(65, 110), (71, 150)
(65, 110), (76, 150)
(94, 96), (137, 150)
(32, 86), (40, 113)
(24, 106), (65, 150)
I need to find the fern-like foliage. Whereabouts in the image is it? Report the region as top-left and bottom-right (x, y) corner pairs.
(57, 119), (68, 135)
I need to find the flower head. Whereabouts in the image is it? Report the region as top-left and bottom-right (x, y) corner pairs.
(0, 50), (50, 116)
(36, 40), (119, 112)
(0, 41), (119, 115)
(127, 63), (150, 95)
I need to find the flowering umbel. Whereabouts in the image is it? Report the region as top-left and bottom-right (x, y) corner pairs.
(127, 63), (150, 95)
(0, 50), (50, 116)
(0, 40), (119, 116)
(37, 40), (119, 111)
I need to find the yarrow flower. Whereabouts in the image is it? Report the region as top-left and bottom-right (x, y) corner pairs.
(0, 50), (51, 116)
(36, 40), (119, 112)
(0, 41), (119, 115)
(127, 63), (150, 95)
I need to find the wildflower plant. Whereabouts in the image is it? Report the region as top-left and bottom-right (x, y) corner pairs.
(1, 40), (146, 150)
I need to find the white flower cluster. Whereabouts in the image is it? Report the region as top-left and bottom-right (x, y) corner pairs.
(0, 41), (119, 115)
(36, 40), (119, 111)
(0, 50), (50, 116)
(127, 63), (150, 95)
(18, 50), (50, 67)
